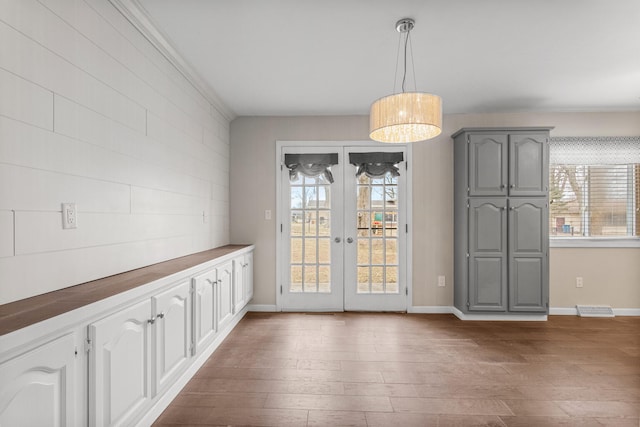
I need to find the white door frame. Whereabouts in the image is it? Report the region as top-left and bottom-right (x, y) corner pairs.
(275, 141), (413, 312)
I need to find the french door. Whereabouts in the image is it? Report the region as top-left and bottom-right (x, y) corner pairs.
(278, 144), (408, 311)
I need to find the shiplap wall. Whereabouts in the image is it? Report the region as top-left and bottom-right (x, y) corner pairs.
(0, 0), (230, 304)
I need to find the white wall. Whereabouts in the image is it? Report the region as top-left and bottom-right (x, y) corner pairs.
(229, 112), (640, 310)
(0, 0), (230, 304)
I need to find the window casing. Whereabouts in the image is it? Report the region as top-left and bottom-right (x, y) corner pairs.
(549, 137), (640, 242)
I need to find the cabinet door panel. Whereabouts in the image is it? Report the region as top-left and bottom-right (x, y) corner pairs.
(89, 299), (151, 427)
(468, 199), (507, 311)
(0, 333), (76, 427)
(509, 199), (548, 312)
(192, 269), (217, 354)
(469, 134), (507, 196)
(217, 260), (234, 331)
(509, 134), (548, 196)
(233, 257), (245, 314)
(153, 281), (191, 396)
(244, 252), (254, 302)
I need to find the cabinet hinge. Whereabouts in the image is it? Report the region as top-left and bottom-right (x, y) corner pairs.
(74, 346), (78, 357)
(405, 287), (408, 296)
(405, 162), (408, 171)
(85, 338), (92, 353)
(466, 301), (470, 308)
(280, 164), (283, 171)
(467, 136), (470, 143)
(280, 224), (283, 233)
(280, 285), (283, 295)
(405, 224), (408, 233)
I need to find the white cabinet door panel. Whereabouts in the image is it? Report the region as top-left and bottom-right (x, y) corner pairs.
(192, 269), (217, 354)
(0, 333), (76, 427)
(152, 281), (191, 396)
(89, 299), (151, 427)
(217, 260), (233, 331)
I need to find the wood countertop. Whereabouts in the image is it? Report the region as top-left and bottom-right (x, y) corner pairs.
(0, 245), (252, 336)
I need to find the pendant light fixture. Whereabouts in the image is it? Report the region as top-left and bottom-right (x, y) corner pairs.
(369, 18), (442, 143)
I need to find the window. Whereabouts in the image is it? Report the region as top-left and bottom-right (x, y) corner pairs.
(549, 137), (640, 239)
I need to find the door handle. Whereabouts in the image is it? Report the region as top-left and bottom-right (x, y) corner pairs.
(334, 237), (341, 243)
(346, 237), (354, 244)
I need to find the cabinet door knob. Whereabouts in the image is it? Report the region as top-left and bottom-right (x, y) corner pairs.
(510, 207), (515, 210)
(334, 237), (341, 243)
(500, 184), (505, 189)
(148, 316), (156, 324)
(157, 312), (165, 319)
(205, 278), (214, 285)
(510, 184), (515, 188)
(346, 237), (354, 244)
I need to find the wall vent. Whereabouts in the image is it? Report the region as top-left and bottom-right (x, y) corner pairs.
(576, 305), (614, 317)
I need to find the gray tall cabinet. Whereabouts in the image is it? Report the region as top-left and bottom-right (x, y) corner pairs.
(452, 127), (553, 315)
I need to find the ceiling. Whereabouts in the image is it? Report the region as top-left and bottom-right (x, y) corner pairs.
(137, 0), (640, 117)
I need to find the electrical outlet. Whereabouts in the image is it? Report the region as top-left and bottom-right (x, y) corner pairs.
(576, 277), (584, 288)
(62, 203), (77, 229)
(265, 210), (272, 220)
(437, 275), (446, 287)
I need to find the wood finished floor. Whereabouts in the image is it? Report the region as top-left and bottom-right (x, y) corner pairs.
(154, 313), (640, 427)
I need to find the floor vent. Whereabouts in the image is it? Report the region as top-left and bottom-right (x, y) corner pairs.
(576, 305), (615, 317)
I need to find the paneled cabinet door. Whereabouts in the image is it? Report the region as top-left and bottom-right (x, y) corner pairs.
(233, 257), (246, 314)
(217, 260), (234, 331)
(152, 281), (191, 396)
(89, 299), (152, 427)
(0, 333), (76, 426)
(243, 252), (254, 303)
(508, 199), (548, 312)
(509, 134), (548, 196)
(468, 134), (508, 196)
(468, 198), (508, 311)
(192, 269), (217, 355)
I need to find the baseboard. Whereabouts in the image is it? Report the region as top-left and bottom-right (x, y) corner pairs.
(137, 305), (249, 426)
(247, 304), (277, 312)
(550, 307), (640, 316)
(408, 306), (453, 314)
(451, 306), (547, 321)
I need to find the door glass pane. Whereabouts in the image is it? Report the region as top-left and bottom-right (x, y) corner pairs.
(318, 238), (330, 263)
(318, 211), (331, 236)
(289, 173), (333, 294)
(291, 238), (302, 263)
(355, 170), (400, 295)
(386, 267), (398, 293)
(290, 266), (302, 292)
(371, 266), (384, 293)
(318, 266), (330, 293)
(303, 266), (317, 292)
(357, 267), (369, 293)
(304, 238), (317, 264)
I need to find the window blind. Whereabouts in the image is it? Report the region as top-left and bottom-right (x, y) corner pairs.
(549, 137), (640, 237)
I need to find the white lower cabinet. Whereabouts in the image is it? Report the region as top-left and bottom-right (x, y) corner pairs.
(217, 260), (234, 331)
(192, 268), (217, 355)
(1, 246), (253, 427)
(89, 299), (152, 427)
(233, 252), (254, 314)
(0, 333), (77, 427)
(89, 280), (191, 426)
(152, 280), (191, 396)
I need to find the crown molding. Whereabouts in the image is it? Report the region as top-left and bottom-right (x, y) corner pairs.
(108, 0), (236, 121)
